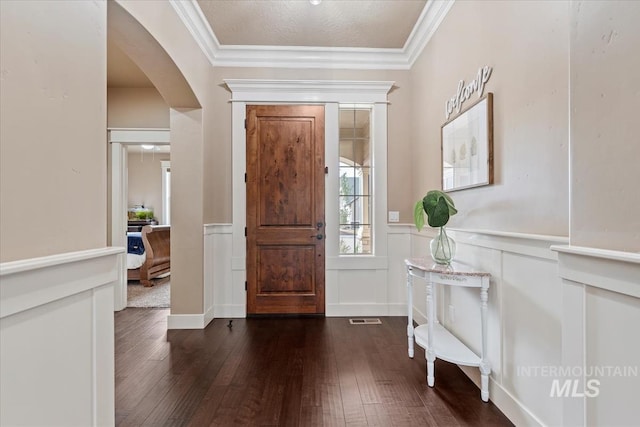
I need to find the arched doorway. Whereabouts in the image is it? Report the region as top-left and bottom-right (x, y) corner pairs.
(107, 1), (204, 318)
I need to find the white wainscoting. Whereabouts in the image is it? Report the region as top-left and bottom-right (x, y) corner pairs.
(325, 224), (413, 317)
(0, 247), (121, 427)
(204, 223), (413, 318)
(553, 245), (640, 427)
(204, 223), (245, 319)
(410, 228), (569, 427)
(167, 224), (234, 329)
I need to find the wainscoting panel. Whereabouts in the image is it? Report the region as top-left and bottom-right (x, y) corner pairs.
(0, 247), (120, 427)
(585, 287), (640, 425)
(410, 229), (568, 427)
(204, 224), (239, 320)
(500, 252), (562, 426)
(554, 245), (640, 426)
(206, 224), (413, 318)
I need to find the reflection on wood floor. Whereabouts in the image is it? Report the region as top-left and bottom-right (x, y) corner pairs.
(115, 309), (513, 426)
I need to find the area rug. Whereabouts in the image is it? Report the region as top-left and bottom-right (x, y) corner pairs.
(127, 278), (170, 308)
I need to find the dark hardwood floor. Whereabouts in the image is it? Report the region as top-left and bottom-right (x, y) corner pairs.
(115, 308), (513, 426)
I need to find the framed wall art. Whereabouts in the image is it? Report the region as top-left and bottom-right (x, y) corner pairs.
(441, 92), (493, 192)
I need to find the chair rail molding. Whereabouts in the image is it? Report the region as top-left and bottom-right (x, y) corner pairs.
(552, 244), (640, 298)
(1, 247), (121, 426)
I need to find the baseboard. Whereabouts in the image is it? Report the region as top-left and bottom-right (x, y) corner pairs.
(326, 303), (406, 317)
(458, 365), (544, 427)
(167, 313), (211, 329)
(204, 305), (215, 326)
(387, 303), (407, 316)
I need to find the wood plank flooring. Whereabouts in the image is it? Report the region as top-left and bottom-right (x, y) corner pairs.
(115, 309), (513, 426)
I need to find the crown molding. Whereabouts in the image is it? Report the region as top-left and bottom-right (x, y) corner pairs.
(169, 0), (455, 70)
(169, 0), (220, 66)
(224, 79), (395, 103)
(404, 0), (455, 67)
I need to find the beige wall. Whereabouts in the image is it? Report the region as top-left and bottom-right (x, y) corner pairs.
(409, 0), (569, 236)
(570, 0), (640, 252)
(210, 67), (414, 223)
(115, 0), (213, 315)
(127, 150), (169, 224)
(107, 87), (169, 128)
(0, 0), (107, 262)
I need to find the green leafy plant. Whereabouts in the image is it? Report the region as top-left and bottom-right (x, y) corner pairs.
(413, 190), (457, 231)
(135, 209), (154, 220)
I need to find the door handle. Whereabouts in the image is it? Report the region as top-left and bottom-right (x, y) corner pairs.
(310, 234), (324, 240)
(316, 222), (324, 230)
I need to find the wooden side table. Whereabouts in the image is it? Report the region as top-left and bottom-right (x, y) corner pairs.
(405, 258), (491, 402)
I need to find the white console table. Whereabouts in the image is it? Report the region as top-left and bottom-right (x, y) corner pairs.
(405, 258), (491, 402)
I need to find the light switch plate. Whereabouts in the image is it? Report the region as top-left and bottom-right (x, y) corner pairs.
(388, 211), (400, 222)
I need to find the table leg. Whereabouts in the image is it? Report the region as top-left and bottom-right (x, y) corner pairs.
(426, 280), (435, 387)
(480, 285), (491, 401)
(480, 363), (490, 402)
(407, 268), (414, 358)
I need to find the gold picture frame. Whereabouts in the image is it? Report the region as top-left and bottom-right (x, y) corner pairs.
(441, 93), (493, 192)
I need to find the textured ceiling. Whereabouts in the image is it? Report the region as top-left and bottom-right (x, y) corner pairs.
(197, 0), (427, 49)
(107, 0), (429, 87)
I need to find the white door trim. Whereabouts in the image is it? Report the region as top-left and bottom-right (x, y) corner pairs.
(225, 79), (394, 317)
(107, 128), (170, 311)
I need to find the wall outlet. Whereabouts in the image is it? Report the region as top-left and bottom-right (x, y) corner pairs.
(448, 304), (455, 323)
(388, 211), (400, 222)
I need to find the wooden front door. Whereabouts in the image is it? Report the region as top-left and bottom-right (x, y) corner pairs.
(246, 105), (325, 315)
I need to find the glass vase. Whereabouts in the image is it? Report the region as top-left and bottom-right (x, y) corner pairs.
(430, 226), (456, 264)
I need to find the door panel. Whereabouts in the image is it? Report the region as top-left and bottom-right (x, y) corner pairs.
(246, 105), (325, 315)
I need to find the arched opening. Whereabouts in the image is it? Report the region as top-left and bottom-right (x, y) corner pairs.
(107, 1), (203, 316)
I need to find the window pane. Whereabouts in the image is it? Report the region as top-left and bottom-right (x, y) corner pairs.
(339, 225), (372, 255)
(338, 106), (372, 255)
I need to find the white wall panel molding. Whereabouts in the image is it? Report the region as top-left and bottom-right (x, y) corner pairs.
(0, 247), (120, 426)
(231, 257), (246, 271)
(409, 229), (564, 426)
(326, 256), (388, 271)
(459, 365), (545, 427)
(553, 245), (640, 426)
(203, 223), (241, 324)
(552, 245), (640, 298)
(171, 0), (454, 70)
(387, 223), (415, 234)
(1, 247), (123, 317)
(448, 228), (568, 260)
(204, 223), (233, 235)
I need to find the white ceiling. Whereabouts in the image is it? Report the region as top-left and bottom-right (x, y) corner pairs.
(107, 0), (451, 87)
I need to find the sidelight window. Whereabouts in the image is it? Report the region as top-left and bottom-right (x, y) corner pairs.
(339, 106), (372, 255)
